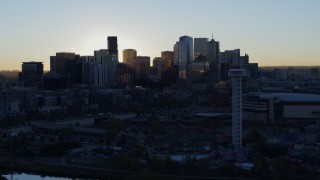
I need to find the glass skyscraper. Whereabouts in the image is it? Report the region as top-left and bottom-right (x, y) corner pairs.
(178, 36), (193, 80)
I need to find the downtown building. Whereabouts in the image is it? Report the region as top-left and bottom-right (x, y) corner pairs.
(123, 49), (137, 65)
(178, 36), (193, 80)
(19, 61), (43, 88)
(107, 36), (118, 56)
(132, 56), (150, 82)
(194, 38), (208, 59)
(206, 39), (220, 83)
(94, 49), (119, 86)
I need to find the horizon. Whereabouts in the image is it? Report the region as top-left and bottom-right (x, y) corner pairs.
(0, 0), (319, 70)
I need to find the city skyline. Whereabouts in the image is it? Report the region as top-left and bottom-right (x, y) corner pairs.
(0, 0), (319, 70)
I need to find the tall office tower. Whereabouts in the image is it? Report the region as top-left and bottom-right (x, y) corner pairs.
(94, 49), (119, 86)
(173, 42), (179, 65)
(153, 57), (165, 80)
(50, 56), (56, 73)
(19, 62), (43, 87)
(108, 36), (118, 56)
(82, 62), (95, 86)
(93, 64), (107, 86)
(206, 39), (220, 82)
(79, 56), (95, 85)
(248, 63), (259, 79)
(194, 38), (208, 59)
(220, 49), (240, 81)
(228, 67), (246, 148)
(123, 49), (137, 65)
(161, 51), (174, 70)
(55, 52), (76, 75)
(117, 63), (134, 87)
(178, 36), (193, 80)
(80, 56), (95, 63)
(133, 56), (150, 80)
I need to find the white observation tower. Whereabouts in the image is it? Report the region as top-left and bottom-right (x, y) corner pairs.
(228, 67), (246, 148)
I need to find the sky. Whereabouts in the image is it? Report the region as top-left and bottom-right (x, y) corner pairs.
(0, 0), (319, 70)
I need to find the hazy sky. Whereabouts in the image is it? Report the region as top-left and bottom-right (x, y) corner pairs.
(0, 0), (319, 70)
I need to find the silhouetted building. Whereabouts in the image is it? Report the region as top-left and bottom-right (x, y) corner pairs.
(189, 61), (209, 81)
(93, 64), (107, 86)
(286, 67), (295, 80)
(206, 39), (220, 82)
(55, 52), (76, 75)
(82, 62), (95, 86)
(133, 56), (150, 81)
(248, 63), (259, 79)
(220, 49), (240, 81)
(117, 63), (134, 87)
(194, 38), (208, 59)
(108, 36), (118, 56)
(310, 68), (319, 79)
(173, 42), (179, 65)
(161, 51), (174, 70)
(275, 68), (286, 80)
(19, 61), (43, 87)
(152, 57), (165, 81)
(81, 56), (96, 86)
(50, 56), (56, 73)
(94, 49), (119, 86)
(178, 36), (193, 80)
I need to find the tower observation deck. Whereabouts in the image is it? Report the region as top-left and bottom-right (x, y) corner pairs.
(228, 68), (246, 148)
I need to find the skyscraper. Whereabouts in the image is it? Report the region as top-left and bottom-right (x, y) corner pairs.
(19, 61), (43, 87)
(117, 63), (134, 87)
(50, 56), (56, 73)
(161, 51), (174, 70)
(153, 57), (165, 80)
(108, 36), (118, 56)
(133, 56), (150, 80)
(173, 42), (179, 65)
(194, 38), (208, 59)
(178, 36), (193, 80)
(55, 52), (76, 75)
(206, 39), (220, 82)
(220, 49), (240, 81)
(123, 49), (137, 65)
(52, 52), (78, 88)
(94, 49), (119, 86)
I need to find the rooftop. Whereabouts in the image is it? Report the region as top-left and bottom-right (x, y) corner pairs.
(260, 93), (320, 102)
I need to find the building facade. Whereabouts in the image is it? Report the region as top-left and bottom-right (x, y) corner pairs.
(178, 36), (193, 80)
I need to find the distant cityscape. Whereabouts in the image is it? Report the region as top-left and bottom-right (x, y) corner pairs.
(1, 35), (320, 179)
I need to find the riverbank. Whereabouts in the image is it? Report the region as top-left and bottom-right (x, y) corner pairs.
(0, 161), (130, 180)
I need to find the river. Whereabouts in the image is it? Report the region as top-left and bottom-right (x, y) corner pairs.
(3, 173), (89, 180)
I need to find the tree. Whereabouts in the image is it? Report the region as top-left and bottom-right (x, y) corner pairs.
(107, 118), (124, 132)
(255, 157), (269, 178)
(148, 116), (165, 135)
